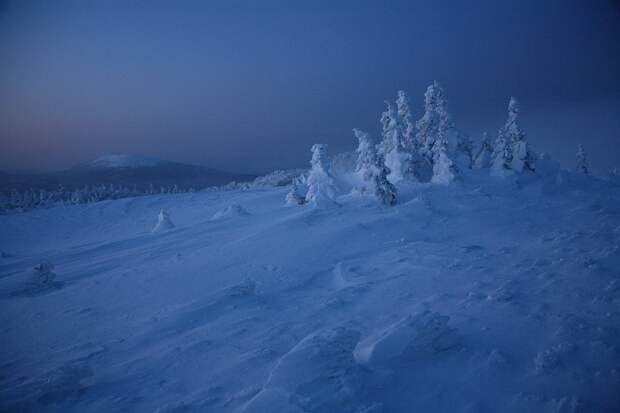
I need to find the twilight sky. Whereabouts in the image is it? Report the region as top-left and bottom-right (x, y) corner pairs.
(1, 0), (619, 174)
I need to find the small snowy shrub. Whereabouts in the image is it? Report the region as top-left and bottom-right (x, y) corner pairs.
(32, 262), (56, 284)
(152, 209), (175, 232)
(285, 177), (307, 206)
(473, 132), (493, 169)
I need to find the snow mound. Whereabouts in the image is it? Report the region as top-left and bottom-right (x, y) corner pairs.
(210, 204), (251, 221)
(88, 153), (164, 169)
(354, 310), (458, 367)
(243, 327), (367, 412)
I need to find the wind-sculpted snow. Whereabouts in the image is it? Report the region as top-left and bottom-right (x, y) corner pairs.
(242, 327), (366, 413)
(353, 310), (459, 367)
(1, 170), (620, 412)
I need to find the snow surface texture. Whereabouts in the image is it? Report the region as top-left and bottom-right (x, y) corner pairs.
(1, 169), (620, 412)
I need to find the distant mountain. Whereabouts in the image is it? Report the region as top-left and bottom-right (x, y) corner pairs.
(0, 154), (256, 193)
(79, 153), (166, 169)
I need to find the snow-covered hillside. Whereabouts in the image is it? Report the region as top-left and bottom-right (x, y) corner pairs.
(1, 168), (619, 412)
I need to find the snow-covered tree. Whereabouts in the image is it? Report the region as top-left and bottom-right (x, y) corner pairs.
(502, 97), (535, 173)
(473, 132), (493, 169)
(305, 144), (337, 204)
(152, 209), (175, 232)
(490, 134), (511, 176)
(285, 176), (306, 206)
(415, 83), (439, 161)
(378, 101), (407, 183)
(396, 90), (416, 151)
(431, 139), (457, 185)
(374, 155), (397, 206)
(397, 89), (427, 179)
(414, 81), (456, 179)
(354, 129), (375, 174)
(512, 140), (536, 173)
(354, 128), (377, 193)
(396, 91), (415, 153)
(576, 144), (589, 175)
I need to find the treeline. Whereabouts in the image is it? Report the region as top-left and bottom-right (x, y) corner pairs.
(0, 184), (193, 213)
(0, 169), (303, 214)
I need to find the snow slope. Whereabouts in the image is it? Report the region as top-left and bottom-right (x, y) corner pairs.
(1, 170), (619, 412)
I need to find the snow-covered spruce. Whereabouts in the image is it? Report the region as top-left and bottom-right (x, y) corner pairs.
(396, 90), (415, 153)
(305, 144), (337, 205)
(396, 90), (421, 179)
(576, 144), (589, 175)
(353, 128), (377, 194)
(416, 82), (439, 162)
(505, 97), (535, 173)
(377, 101), (407, 184)
(373, 155), (398, 206)
(431, 139), (458, 185)
(152, 209), (175, 232)
(414, 81), (455, 181)
(473, 132), (493, 169)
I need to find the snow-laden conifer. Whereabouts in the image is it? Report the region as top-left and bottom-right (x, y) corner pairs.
(396, 90), (415, 152)
(305, 144), (337, 204)
(415, 82), (456, 178)
(354, 128), (377, 194)
(378, 101), (406, 183)
(503, 97), (535, 172)
(374, 155), (398, 206)
(431, 139), (457, 185)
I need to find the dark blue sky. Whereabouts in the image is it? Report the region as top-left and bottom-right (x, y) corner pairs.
(1, 0), (619, 173)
